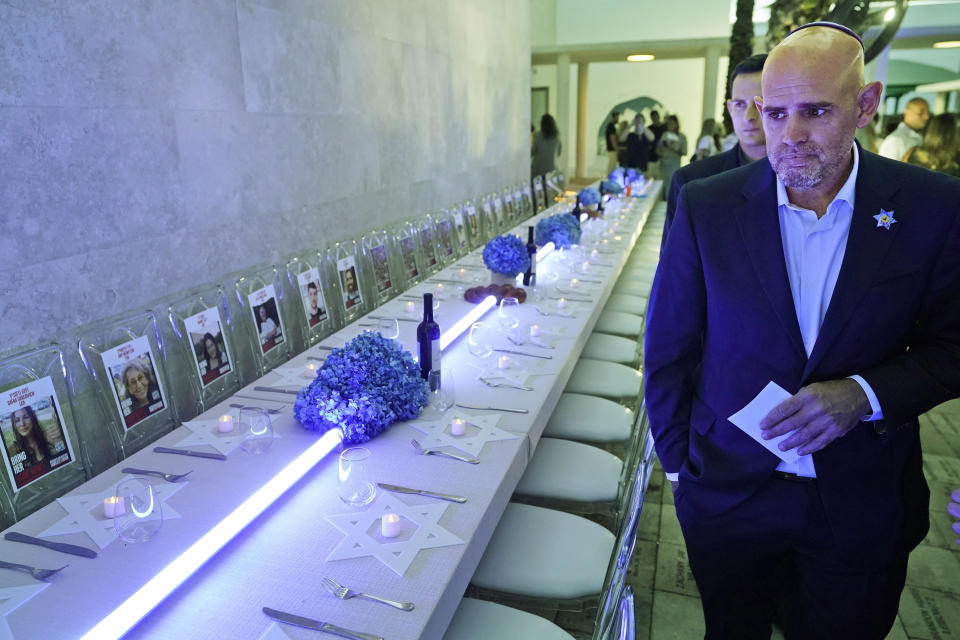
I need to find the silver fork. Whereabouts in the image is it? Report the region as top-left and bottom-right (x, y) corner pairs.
(478, 377), (533, 391)
(0, 560), (68, 581)
(508, 334), (555, 349)
(411, 439), (480, 464)
(320, 576), (415, 611)
(121, 467), (193, 483)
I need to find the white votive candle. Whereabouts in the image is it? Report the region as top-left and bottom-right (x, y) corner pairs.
(450, 418), (467, 437)
(529, 323), (542, 337)
(570, 278), (580, 289)
(302, 363), (318, 379)
(459, 268), (467, 278)
(104, 496), (125, 518)
(218, 415), (235, 433)
(498, 354), (512, 369)
(615, 235), (623, 242)
(590, 249), (599, 260)
(581, 261), (590, 272)
(557, 297), (567, 310)
(405, 301), (416, 315)
(381, 513), (402, 538)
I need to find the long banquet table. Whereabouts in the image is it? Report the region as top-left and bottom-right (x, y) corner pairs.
(0, 182), (660, 640)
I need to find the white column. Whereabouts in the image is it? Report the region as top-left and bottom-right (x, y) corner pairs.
(701, 45), (721, 125)
(576, 62), (589, 179)
(556, 53), (571, 176)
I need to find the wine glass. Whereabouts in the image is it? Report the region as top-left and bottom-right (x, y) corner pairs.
(238, 406), (274, 455)
(468, 322), (494, 359)
(498, 297), (520, 333)
(427, 368), (455, 412)
(338, 447), (376, 507)
(377, 316), (400, 340)
(113, 478), (163, 543)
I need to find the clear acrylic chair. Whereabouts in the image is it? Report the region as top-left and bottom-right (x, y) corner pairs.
(0, 343), (94, 521)
(330, 238), (372, 325)
(393, 222), (426, 288)
(415, 214), (442, 276)
(282, 248), (339, 353)
(434, 208), (460, 264)
(230, 264), (293, 380)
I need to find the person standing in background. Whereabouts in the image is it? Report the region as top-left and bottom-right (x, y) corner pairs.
(878, 97), (930, 160)
(692, 118), (720, 161)
(625, 113), (655, 174)
(657, 115), (687, 200)
(605, 112), (620, 172)
(905, 113), (960, 177)
(531, 113), (562, 178)
(648, 110), (666, 178)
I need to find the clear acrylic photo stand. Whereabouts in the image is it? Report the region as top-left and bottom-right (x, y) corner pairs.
(533, 177), (546, 214)
(283, 248), (338, 353)
(77, 311), (177, 464)
(434, 208), (459, 265)
(394, 222), (426, 288)
(501, 187), (518, 224)
(232, 265), (292, 379)
(0, 344), (91, 523)
(490, 192), (507, 233)
(521, 183), (535, 219)
(163, 283), (240, 422)
(358, 232), (399, 310)
(463, 199), (484, 250)
(415, 214), (441, 276)
(479, 194), (497, 238)
(331, 239), (371, 325)
(451, 203), (471, 257)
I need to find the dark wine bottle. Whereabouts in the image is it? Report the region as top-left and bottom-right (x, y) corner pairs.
(523, 225), (537, 286)
(598, 182), (605, 215)
(417, 293), (441, 388)
(571, 194), (582, 229)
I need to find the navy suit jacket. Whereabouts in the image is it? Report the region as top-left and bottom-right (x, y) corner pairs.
(662, 143), (751, 250)
(644, 147), (960, 566)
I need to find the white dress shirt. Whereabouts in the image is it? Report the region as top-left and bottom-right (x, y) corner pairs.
(877, 122), (922, 162)
(774, 144), (882, 477)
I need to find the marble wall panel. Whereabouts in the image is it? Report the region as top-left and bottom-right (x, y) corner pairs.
(0, 0), (244, 110)
(237, 1), (341, 114)
(1, 0), (530, 353)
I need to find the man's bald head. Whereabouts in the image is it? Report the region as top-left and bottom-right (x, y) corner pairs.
(766, 25), (865, 98)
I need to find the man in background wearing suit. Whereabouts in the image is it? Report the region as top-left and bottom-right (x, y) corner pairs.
(662, 53), (768, 247)
(645, 23), (960, 639)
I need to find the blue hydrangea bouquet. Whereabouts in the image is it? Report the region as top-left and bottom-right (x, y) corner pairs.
(294, 332), (428, 444)
(601, 179), (623, 194)
(482, 234), (531, 276)
(535, 213), (582, 249)
(578, 187), (601, 206)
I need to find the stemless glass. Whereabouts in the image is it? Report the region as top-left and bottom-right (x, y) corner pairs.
(114, 478), (163, 543)
(427, 368), (455, 412)
(468, 322), (494, 359)
(238, 406), (274, 455)
(338, 447), (376, 506)
(498, 297), (520, 332)
(377, 316), (400, 340)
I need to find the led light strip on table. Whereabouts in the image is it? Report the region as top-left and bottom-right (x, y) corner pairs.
(80, 429), (344, 640)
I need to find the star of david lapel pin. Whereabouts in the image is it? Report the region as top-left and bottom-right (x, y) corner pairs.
(873, 209), (897, 230)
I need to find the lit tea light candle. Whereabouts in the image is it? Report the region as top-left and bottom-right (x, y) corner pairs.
(569, 278), (580, 289)
(529, 323), (542, 337)
(498, 354), (512, 369)
(381, 512), (402, 538)
(302, 362), (319, 379)
(557, 297), (567, 310)
(590, 249), (599, 260)
(405, 301), (416, 315)
(614, 235), (623, 242)
(459, 268), (467, 278)
(217, 415), (235, 433)
(104, 496), (125, 518)
(450, 417), (467, 437)
(581, 261), (590, 272)
(436, 283), (444, 295)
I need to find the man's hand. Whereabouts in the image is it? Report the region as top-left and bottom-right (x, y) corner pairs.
(759, 379), (871, 456)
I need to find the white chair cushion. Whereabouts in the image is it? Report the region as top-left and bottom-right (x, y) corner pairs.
(515, 438), (622, 502)
(604, 293), (648, 316)
(543, 393), (633, 443)
(565, 359), (642, 400)
(582, 333), (638, 364)
(443, 598), (574, 640)
(472, 503), (615, 599)
(594, 310), (643, 337)
(614, 281), (653, 298)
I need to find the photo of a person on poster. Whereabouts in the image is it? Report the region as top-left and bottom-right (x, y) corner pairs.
(370, 244), (391, 294)
(0, 378), (75, 491)
(248, 286), (285, 355)
(185, 307), (232, 387)
(298, 270), (327, 328)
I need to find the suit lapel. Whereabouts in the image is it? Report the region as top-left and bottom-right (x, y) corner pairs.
(733, 162), (807, 361)
(802, 151), (902, 379)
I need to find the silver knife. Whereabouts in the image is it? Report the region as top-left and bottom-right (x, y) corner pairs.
(455, 403), (529, 414)
(254, 386), (300, 395)
(492, 348), (553, 360)
(263, 607), (383, 640)
(230, 403), (281, 414)
(368, 315), (418, 323)
(153, 447), (227, 461)
(377, 482), (467, 503)
(4, 531), (98, 558)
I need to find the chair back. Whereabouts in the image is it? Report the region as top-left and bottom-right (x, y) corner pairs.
(520, 182), (535, 219)
(463, 199), (484, 249)
(0, 343), (93, 522)
(283, 249), (338, 353)
(450, 203), (471, 256)
(357, 232), (400, 309)
(231, 265), (292, 379)
(415, 214), (442, 276)
(479, 193), (498, 237)
(77, 311), (177, 463)
(434, 208), (460, 264)
(501, 187), (518, 225)
(533, 176), (546, 214)
(394, 222), (426, 287)
(163, 283), (240, 421)
(490, 191), (507, 233)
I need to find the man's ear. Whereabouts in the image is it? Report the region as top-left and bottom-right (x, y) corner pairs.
(753, 96), (763, 114)
(856, 81), (883, 127)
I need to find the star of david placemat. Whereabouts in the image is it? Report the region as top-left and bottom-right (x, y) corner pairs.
(407, 411), (521, 458)
(0, 583), (49, 640)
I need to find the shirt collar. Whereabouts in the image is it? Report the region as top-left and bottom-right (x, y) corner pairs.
(776, 143), (859, 213)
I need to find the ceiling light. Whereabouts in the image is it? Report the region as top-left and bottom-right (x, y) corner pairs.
(933, 41), (960, 49)
(883, 7), (896, 21)
(626, 54), (654, 62)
